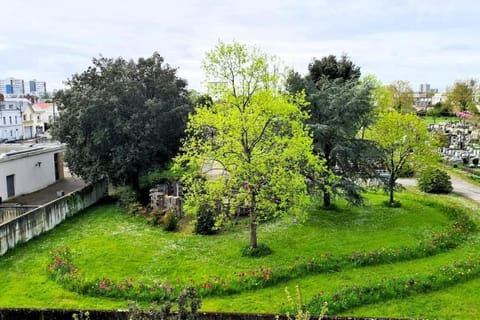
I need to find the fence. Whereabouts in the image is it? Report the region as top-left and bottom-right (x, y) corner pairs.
(0, 180), (108, 256)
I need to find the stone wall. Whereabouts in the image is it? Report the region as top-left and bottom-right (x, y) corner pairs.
(0, 180), (107, 256)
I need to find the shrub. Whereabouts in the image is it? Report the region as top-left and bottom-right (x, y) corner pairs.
(397, 163), (415, 178)
(418, 168), (453, 194)
(149, 208), (165, 226)
(127, 202), (147, 216)
(195, 205), (216, 235)
(241, 243), (272, 258)
(111, 186), (137, 208)
(162, 210), (178, 232)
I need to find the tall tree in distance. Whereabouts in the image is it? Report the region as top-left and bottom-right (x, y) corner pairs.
(446, 79), (478, 113)
(178, 41), (323, 251)
(387, 80), (415, 113)
(53, 53), (193, 190)
(287, 55), (379, 207)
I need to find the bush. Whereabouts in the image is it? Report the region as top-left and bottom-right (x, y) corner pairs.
(111, 186), (137, 208)
(195, 205), (216, 235)
(397, 163), (415, 178)
(162, 210), (178, 232)
(241, 243), (272, 257)
(418, 168), (453, 194)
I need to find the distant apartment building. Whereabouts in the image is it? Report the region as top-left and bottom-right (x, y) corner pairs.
(0, 78), (25, 95)
(28, 80), (47, 96)
(0, 78), (47, 97)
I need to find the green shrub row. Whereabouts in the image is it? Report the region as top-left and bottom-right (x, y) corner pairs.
(46, 206), (475, 301)
(306, 256), (480, 314)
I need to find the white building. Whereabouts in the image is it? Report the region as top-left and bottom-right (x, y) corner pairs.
(0, 98), (25, 141)
(28, 80), (47, 97)
(33, 102), (57, 125)
(432, 93), (447, 105)
(0, 143), (64, 201)
(23, 104), (45, 139)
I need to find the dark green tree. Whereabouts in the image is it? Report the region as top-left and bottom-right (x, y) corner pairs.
(52, 53), (193, 190)
(307, 54), (361, 83)
(287, 55), (379, 207)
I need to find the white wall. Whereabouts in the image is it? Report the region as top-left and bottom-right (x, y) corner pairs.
(0, 151), (57, 200)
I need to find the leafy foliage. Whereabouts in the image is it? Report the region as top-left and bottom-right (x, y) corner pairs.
(52, 53), (193, 190)
(418, 168), (453, 194)
(241, 243), (273, 258)
(194, 204), (216, 235)
(286, 56), (380, 207)
(446, 79), (477, 113)
(178, 41), (323, 249)
(387, 80), (415, 113)
(367, 112), (437, 204)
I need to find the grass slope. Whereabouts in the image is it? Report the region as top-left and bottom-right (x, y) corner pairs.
(0, 190), (477, 319)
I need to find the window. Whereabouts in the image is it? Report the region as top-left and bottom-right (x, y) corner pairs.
(2, 117), (5, 125)
(9, 116), (11, 124)
(37, 115), (40, 121)
(23, 115), (26, 121)
(15, 116), (17, 124)
(29, 114), (33, 121)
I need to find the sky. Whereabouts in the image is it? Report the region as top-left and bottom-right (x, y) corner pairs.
(1, 0), (480, 93)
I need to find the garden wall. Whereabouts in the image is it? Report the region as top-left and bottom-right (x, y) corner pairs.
(0, 180), (108, 256)
(0, 308), (410, 320)
(0, 205), (38, 224)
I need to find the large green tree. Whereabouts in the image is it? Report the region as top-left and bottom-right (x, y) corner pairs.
(53, 53), (193, 190)
(446, 79), (477, 113)
(387, 80), (415, 113)
(177, 41), (322, 250)
(367, 112), (435, 205)
(287, 56), (379, 207)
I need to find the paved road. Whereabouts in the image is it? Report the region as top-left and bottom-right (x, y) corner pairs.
(399, 176), (480, 202)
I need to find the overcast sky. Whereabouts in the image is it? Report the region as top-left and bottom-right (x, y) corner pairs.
(1, 0), (479, 93)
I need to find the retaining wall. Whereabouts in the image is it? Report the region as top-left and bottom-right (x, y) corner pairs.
(0, 205), (38, 224)
(0, 180), (108, 256)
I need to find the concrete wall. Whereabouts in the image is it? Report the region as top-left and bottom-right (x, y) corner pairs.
(0, 205), (38, 224)
(0, 180), (107, 256)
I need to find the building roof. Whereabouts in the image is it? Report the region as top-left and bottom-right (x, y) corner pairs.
(33, 103), (53, 110)
(0, 143), (64, 162)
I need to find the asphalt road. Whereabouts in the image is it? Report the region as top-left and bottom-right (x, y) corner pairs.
(399, 176), (480, 202)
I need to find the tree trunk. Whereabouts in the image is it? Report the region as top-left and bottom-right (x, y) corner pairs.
(323, 190), (331, 208)
(249, 192), (257, 249)
(389, 175), (395, 205)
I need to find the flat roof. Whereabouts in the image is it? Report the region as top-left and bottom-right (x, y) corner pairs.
(0, 143), (65, 162)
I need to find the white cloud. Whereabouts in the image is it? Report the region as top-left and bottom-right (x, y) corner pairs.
(1, 0), (480, 92)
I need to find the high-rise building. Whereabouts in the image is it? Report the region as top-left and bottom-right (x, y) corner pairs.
(0, 78), (25, 95)
(28, 80), (47, 96)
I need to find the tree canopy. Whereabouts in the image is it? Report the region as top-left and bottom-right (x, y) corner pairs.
(387, 80), (415, 113)
(446, 79), (477, 113)
(366, 112), (436, 205)
(53, 53), (193, 190)
(286, 55), (379, 207)
(177, 41), (322, 250)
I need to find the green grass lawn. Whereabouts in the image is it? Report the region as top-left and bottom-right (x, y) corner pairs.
(0, 190), (478, 319)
